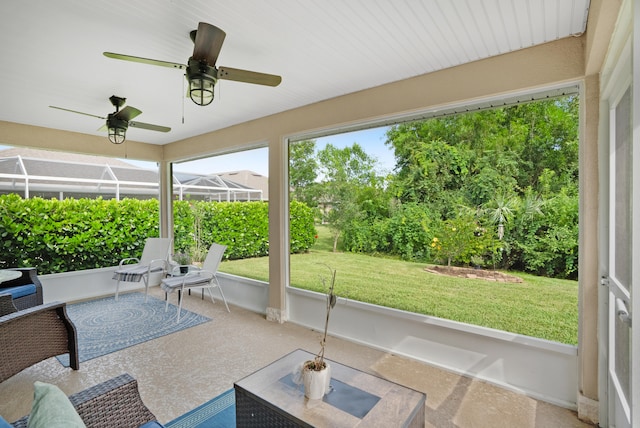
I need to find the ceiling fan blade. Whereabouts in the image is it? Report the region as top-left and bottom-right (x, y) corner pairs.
(192, 22), (226, 65)
(49, 106), (105, 120)
(103, 52), (185, 70)
(129, 121), (171, 133)
(217, 67), (282, 87)
(97, 123), (108, 132)
(113, 106), (142, 122)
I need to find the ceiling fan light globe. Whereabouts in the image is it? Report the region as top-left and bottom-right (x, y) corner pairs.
(108, 127), (126, 144)
(186, 58), (216, 106)
(189, 77), (215, 106)
(107, 116), (128, 144)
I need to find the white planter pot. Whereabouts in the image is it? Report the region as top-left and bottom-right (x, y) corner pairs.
(148, 271), (164, 286)
(303, 363), (331, 400)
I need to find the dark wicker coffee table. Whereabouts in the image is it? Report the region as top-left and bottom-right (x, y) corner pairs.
(234, 349), (426, 427)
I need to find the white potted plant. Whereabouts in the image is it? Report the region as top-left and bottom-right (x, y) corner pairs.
(301, 265), (337, 399)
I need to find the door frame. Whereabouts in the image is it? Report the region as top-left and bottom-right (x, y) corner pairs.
(599, 1), (638, 424)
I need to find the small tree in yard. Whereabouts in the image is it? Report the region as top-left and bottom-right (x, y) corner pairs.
(317, 143), (378, 252)
(289, 139), (319, 207)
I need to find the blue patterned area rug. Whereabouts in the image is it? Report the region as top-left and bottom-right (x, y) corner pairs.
(57, 292), (211, 366)
(165, 389), (235, 428)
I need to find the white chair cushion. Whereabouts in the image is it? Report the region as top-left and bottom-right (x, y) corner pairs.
(161, 274), (210, 292)
(112, 265), (162, 282)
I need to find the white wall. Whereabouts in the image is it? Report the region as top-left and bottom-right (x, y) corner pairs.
(41, 267), (163, 303)
(287, 287), (578, 409)
(40, 269), (577, 409)
(40, 268), (268, 311)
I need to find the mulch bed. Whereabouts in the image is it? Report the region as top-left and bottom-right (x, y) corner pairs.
(425, 265), (523, 283)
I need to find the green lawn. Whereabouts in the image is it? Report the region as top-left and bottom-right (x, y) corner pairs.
(219, 225), (578, 345)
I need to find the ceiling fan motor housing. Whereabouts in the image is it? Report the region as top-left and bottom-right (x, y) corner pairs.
(109, 95), (126, 110)
(186, 58), (217, 106)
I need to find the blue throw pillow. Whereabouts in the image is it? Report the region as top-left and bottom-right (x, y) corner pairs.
(0, 415), (13, 428)
(27, 381), (86, 428)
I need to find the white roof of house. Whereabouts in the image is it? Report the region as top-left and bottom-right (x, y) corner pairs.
(0, 148), (265, 201)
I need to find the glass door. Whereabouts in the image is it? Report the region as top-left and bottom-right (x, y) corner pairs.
(607, 83), (633, 427)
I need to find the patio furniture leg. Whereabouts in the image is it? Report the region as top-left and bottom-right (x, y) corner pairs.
(115, 279), (121, 301)
(208, 278), (230, 312)
(142, 275), (149, 303)
(177, 287), (185, 323)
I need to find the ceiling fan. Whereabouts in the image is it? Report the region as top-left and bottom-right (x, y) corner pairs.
(49, 95), (171, 144)
(104, 22), (282, 106)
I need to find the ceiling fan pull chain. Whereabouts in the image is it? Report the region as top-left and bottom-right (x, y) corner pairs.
(182, 74), (186, 124)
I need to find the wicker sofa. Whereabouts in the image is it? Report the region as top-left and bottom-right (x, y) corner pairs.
(0, 297), (79, 383)
(10, 374), (162, 428)
(0, 268), (43, 311)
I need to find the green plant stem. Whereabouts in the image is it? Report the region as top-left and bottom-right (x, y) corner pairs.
(315, 265), (337, 369)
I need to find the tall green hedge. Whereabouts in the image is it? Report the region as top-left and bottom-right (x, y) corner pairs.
(173, 200), (316, 259)
(0, 194), (315, 274)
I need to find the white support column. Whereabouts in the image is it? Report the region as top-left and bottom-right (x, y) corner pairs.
(159, 161), (174, 244)
(267, 136), (289, 323)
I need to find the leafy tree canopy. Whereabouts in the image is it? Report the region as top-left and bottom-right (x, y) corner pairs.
(386, 96), (579, 209)
(288, 96), (579, 278)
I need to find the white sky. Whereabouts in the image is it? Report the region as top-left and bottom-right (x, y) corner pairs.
(146, 125), (395, 177)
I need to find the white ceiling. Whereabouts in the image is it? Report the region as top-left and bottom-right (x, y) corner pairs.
(0, 0), (590, 146)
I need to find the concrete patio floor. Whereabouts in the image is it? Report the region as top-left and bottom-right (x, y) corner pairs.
(0, 287), (594, 427)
